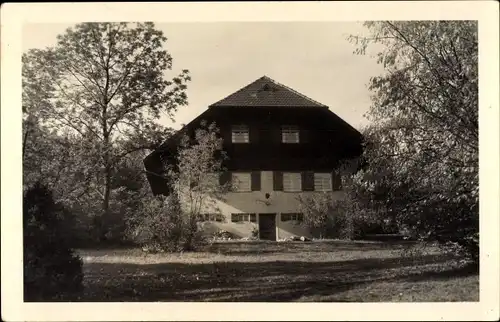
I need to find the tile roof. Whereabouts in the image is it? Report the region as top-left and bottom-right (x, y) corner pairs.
(209, 76), (328, 108)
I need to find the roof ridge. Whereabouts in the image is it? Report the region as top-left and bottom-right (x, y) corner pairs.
(208, 75), (265, 108)
(263, 76), (328, 108)
(209, 75), (328, 108)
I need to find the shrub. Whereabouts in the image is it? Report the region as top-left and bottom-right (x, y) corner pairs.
(212, 230), (233, 240)
(298, 191), (382, 240)
(23, 182), (83, 301)
(128, 193), (207, 253)
(251, 227), (259, 239)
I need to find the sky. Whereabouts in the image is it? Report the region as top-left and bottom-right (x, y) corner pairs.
(22, 22), (385, 131)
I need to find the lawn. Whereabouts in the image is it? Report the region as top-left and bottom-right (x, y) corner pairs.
(75, 240), (479, 302)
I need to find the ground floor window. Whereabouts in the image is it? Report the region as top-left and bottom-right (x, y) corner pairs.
(231, 213), (257, 223)
(199, 213), (224, 222)
(281, 213), (304, 222)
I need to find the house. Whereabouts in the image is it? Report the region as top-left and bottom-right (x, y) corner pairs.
(144, 75), (363, 241)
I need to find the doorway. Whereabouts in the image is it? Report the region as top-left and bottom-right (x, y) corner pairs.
(258, 213), (277, 241)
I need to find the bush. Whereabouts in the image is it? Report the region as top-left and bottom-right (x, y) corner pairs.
(23, 182), (84, 301)
(128, 193), (207, 253)
(298, 191), (382, 240)
(212, 230), (234, 240)
(251, 227), (259, 239)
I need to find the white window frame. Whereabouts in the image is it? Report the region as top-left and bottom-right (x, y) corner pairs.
(231, 213), (257, 223)
(283, 172), (302, 192)
(281, 213), (304, 222)
(281, 125), (300, 143)
(231, 125), (250, 143)
(199, 213), (224, 222)
(314, 172), (333, 192)
(232, 172), (251, 192)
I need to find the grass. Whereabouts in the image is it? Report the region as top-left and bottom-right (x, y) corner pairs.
(74, 240), (478, 302)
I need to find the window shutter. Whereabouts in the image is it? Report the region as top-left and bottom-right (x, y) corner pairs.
(251, 171), (261, 191)
(219, 171), (231, 186)
(259, 124), (270, 146)
(302, 171), (315, 191)
(273, 171), (283, 191)
(332, 171), (342, 190)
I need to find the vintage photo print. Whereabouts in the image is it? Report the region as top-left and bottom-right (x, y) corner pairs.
(1, 1), (499, 321)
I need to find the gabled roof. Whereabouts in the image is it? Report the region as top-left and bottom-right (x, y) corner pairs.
(209, 75), (328, 108)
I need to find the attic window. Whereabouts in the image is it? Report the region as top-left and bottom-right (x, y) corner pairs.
(260, 83), (278, 92)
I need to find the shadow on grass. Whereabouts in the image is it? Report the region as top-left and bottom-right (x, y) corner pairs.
(205, 240), (418, 255)
(65, 253), (477, 302)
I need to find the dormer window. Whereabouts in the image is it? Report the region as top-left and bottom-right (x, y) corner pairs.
(232, 125), (249, 143)
(282, 125), (300, 143)
(259, 83), (278, 92)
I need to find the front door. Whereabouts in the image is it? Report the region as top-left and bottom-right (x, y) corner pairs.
(259, 213), (276, 241)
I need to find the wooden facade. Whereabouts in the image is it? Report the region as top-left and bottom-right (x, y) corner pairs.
(143, 76), (364, 240)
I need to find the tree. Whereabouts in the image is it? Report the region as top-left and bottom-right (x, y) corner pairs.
(165, 121), (230, 248)
(128, 122), (229, 251)
(22, 22), (190, 240)
(24, 182), (84, 301)
(169, 122), (229, 216)
(347, 21), (478, 260)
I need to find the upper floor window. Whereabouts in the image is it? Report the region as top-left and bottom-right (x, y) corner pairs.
(282, 125), (300, 143)
(283, 172), (302, 192)
(232, 172), (251, 192)
(314, 173), (332, 192)
(231, 125), (249, 143)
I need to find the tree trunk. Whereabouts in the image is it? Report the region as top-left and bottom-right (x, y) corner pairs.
(101, 48), (111, 242)
(101, 163), (112, 241)
(23, 117), (34, 160)
(23, 128), (30, 160)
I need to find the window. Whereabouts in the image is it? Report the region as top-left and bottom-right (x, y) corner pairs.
(231, 213), (257, 223)
(232, 172), (251, 192)
(232, 125), (249, 143)
(314, 173), (332, 192)
(199, 213), (224, 222)
(282, 125), (300, 143)
(283, 172), (302, 192)
(281, 213), (304, 222)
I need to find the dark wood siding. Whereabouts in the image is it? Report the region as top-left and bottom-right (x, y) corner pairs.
(300, 127), (309, 144)
(144, 106), (363, 195)
(250, 124), (260, 145)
